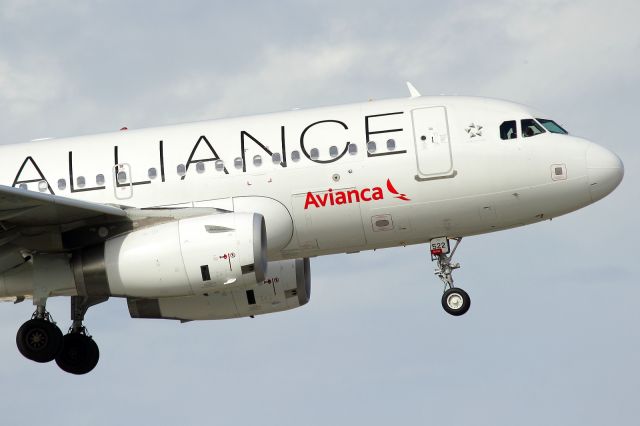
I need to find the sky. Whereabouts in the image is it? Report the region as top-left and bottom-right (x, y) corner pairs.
(0, 0), (638, 424)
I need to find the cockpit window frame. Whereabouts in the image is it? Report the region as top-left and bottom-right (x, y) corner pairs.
(500, 120), (518, 140)
(521, 119), (546, 138)
(536, 118), (568, 135)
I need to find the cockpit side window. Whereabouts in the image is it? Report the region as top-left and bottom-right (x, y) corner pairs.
(500, 121), (517, 140)
(521, 119), (546, 138)
(537, 118), (568, 134)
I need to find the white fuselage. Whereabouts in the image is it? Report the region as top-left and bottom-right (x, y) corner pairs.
(0, 96), (623, 260)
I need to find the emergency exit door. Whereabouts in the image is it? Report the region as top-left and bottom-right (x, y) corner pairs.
(412, 106), (454, 178)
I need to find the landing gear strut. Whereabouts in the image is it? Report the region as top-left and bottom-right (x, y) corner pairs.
(16, 305), (63, 363)
(55, 296), (101, 375)
(431, 237), (471, 316)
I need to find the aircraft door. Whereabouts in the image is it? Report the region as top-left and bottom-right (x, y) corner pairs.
(412, 107), (454, 178)
(113, 163), (133, 200)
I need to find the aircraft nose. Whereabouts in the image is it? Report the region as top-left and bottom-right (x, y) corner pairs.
(586, 144), (624, 202)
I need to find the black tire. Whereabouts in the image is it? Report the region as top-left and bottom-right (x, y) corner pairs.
(441, 287), (471, 316)
(55, 333), (100, 375)
(16, 319), (64, 363)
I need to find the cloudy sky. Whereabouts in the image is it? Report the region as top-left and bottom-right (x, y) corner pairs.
(0, 1), (638, 424)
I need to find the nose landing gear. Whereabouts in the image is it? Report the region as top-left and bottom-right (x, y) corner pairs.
(431, 237), (471, 316)
(441, 287), (471, 316)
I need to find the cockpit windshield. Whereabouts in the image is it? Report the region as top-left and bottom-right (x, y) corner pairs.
(536, 118), (568, 134)
(499, 117), (568, 140)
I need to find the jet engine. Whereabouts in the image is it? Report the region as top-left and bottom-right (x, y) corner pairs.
(127, 258), (310, 321)
(73, 212), (267, 299)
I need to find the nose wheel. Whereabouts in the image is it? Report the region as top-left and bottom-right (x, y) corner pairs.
(441, 287), (471, 316)
(431, 237), (471, 316)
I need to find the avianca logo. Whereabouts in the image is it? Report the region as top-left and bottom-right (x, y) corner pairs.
(304, 179), (410, 209)
(386, 179), (410, 201)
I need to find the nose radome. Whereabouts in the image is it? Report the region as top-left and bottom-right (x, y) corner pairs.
(586, 144), (624, 202)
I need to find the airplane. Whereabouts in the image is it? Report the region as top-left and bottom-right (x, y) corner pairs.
(0, 83), (623, 375)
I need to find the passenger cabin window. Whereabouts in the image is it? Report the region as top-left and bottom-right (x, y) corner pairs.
(537, 118), (568, 134)
(57, 179), (66, 191)
(196, 161), (205, 174)
(234, 157), (243, 169)
(387, 139), (396, 151)
(176, 164), (186, 177)
(291, 150), (300, 162)
(253, 155), (262, 167)
(117, 171), (128, 183)
(348, 143), (357, 155)
(310, 148), (319, 160)
(77, 176), (86, 188)
(215, 160), (224, 172)
(329, 146), (338, 158)
(521, 119), (546, 138)
(367, 141), (377, 154)
(96, 174), (105, 185)
(38, 180), (48, 192)
(148, 168), (158, 180)
(271, 153), (282, 164)
(500, 121), (517, 140)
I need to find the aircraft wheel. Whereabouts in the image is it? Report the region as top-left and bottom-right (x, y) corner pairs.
(55, 333), (100, 375)
(16, 319), (64, 363)
(441, 287), (471, 316)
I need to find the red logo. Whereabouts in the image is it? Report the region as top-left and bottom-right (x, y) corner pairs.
(386, 179), (410, 201)
(304, 179), (410, 209)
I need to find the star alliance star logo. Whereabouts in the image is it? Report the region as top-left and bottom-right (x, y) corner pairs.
(465, 123), (483, 138)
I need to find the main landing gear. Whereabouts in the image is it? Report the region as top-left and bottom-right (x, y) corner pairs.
(430, 237), (471, 316)
(55, 296), (101, 375)
(16, 296), (101, 375)
(16, 307), (63, 363)
(55, 326), (99, 375)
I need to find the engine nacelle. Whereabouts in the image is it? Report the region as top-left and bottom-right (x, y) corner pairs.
(127, 258), (310, 321)
(73, 212), (267, 299)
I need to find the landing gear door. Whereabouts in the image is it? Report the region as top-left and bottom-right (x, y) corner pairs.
(113, 163), (133, 200)
(412, 106), (454, 178)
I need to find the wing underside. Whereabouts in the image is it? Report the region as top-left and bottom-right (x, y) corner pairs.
(0, 185), (127, 227)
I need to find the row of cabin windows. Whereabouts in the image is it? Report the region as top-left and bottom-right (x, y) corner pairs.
(236, 138), (396, 166)
(20, 139), (399, 192)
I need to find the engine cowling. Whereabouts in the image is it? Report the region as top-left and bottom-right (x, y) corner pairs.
(73, 212), (266, 299)
(127, 258), (310, 321)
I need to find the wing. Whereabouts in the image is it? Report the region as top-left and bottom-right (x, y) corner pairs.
(0, 185), (126, 226)
(0, 185), (227, 303)
(0, 186), (128, 300)
(0, 184), (131, 257)
(0, 184), (223, 254)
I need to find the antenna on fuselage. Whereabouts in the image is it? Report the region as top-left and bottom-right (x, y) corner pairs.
(406, 81), (421, 98)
